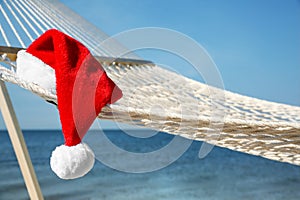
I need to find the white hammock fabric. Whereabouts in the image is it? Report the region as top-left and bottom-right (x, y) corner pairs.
(0, 0), (300, 166)
(1, 62), (300, 166)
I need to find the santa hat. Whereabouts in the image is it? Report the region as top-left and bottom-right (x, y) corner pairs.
(15, 29), (122, 179)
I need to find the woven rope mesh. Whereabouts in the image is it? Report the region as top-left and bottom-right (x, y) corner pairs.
(1, 0), (300, 166)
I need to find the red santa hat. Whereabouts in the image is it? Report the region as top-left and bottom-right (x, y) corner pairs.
(15, 29), (122, 179)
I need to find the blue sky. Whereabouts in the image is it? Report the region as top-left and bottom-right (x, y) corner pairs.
(0, 0), (299, 129)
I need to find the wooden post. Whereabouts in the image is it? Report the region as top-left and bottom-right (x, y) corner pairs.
(0, 80), (43, 200)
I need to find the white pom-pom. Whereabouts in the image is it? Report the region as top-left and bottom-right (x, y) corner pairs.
(50, 143), (95, 179)
(16, 50), (56, 93)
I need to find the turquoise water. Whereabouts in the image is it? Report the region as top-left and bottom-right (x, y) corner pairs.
(0, 130), (300, 200)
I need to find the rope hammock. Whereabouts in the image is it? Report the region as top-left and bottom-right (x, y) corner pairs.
(1, 0), (300, 169)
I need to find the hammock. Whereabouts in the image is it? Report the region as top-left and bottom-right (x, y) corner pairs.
(1, 0), (300, 168)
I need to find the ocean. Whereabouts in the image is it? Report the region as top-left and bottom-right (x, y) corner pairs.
(0, 130), (300, 200)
